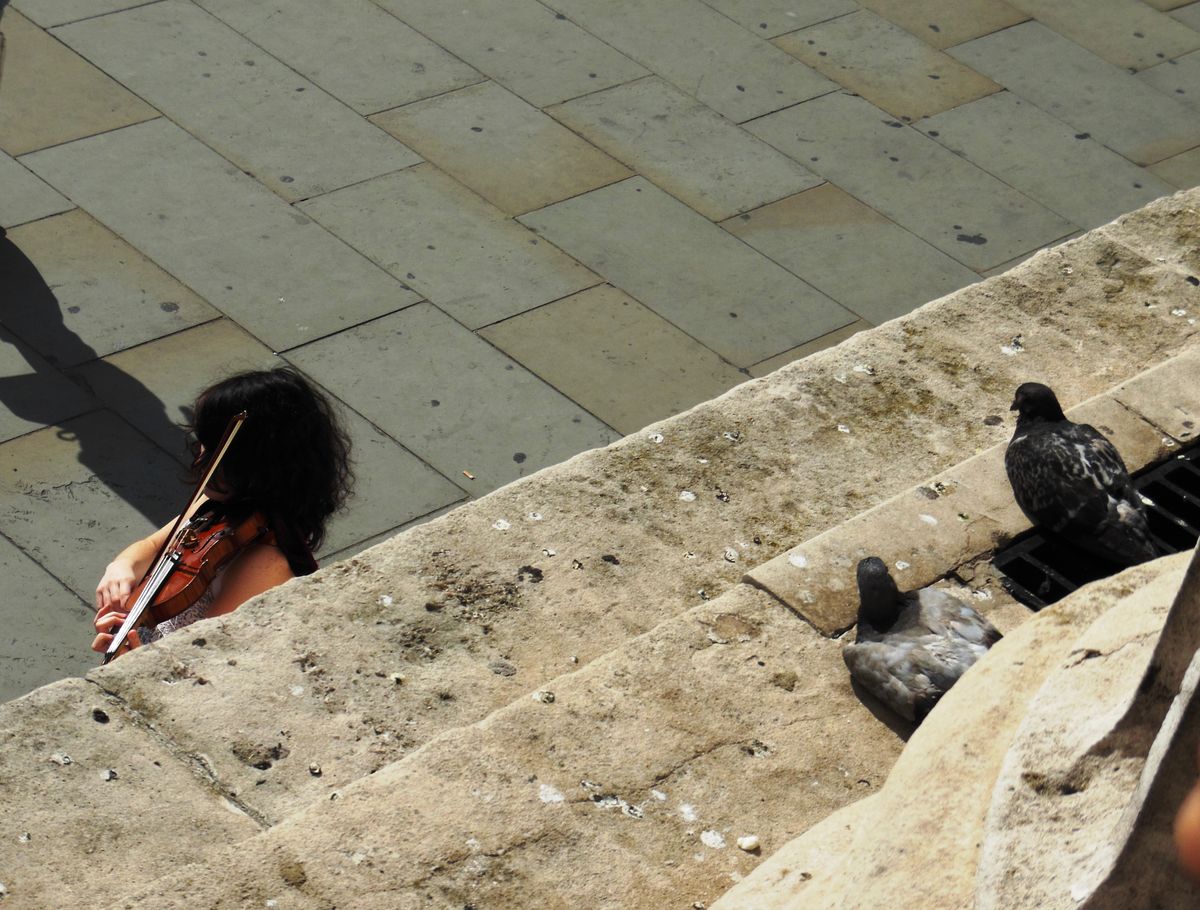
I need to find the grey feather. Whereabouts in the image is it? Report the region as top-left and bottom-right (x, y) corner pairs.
(844, 557), (1001, 723)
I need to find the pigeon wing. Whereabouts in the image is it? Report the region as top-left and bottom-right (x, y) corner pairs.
(1006, 422), (1131, 534)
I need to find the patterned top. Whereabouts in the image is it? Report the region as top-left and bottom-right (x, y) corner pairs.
(138, 574), (225, 645)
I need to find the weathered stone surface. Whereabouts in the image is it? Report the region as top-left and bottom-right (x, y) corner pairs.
(0, 679), (261, 909)
(99, 586), (906, 910)
(723, 554), (1192, 910)
(976, 555), (1198, 909)
(747, 383), (1180, 634)
(4, 189), (1200, 909)
(1113, 345), (1200, 444)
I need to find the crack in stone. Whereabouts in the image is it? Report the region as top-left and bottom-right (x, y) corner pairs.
(84, 677), (272, 829)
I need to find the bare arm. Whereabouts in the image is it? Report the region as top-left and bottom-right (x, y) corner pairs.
(95, 519), (176, 614)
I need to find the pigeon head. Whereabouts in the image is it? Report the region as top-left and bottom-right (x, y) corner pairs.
(1010, 382), (1066, 422)
(856, 556), (902, 631)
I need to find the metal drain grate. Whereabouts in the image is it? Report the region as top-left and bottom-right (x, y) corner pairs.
(994, 443), (1200, 610)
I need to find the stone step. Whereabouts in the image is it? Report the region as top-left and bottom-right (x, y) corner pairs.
(1, 187), (1197, 908)
(712, 553), (1192, 910)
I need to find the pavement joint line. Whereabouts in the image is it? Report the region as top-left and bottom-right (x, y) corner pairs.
(363, 77), (492, 119)
(0, 524), (88, 608)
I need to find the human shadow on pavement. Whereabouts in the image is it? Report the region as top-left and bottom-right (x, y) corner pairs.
(0, 226), (186, 526)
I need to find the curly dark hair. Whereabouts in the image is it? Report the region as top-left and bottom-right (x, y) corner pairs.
(187, 367), (353, 558)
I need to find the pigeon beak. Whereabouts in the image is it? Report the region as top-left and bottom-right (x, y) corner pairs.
(1009, 396), (1019, 411)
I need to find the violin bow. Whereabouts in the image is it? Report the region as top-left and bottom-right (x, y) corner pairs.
(102, 411), (248, 664)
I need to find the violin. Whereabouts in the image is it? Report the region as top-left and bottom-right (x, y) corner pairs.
(102, 412), (271, 663)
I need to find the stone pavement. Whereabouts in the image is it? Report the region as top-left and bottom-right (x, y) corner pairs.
(0, 0), (1198, 701)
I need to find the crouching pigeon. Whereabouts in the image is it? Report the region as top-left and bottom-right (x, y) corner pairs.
(843, 557), (1002, 723)
(1005, 382), (1158, 567)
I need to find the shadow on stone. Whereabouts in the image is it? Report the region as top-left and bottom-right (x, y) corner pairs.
(0, 227), (184, 525)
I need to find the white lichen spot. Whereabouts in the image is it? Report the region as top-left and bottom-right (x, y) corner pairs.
(698, 457), (709, 464)
(532, 690), (555, 704)
(539, 783), (565, 803)
(265, 901), (278, 910)
(1165, 437), (1179, 448)
(17, 833), (30, 844)
(648, 432), (664, 443)
(49, 753), (72, 766)
(895, 560), (911, 571)
(684, 551), (696, 560)
(1172, 308), (1188, 317)
(834, 372), (848, 384)
(853, 364), (876, 376)
(651, 789), (668, 801)
(679, 490), (697, 502)
(1001, 335), (1025, 356)
(492, 519), (511, 531)
(542, 547), (557, 557)
(290, 685), (305, 696)
(466, 837), (481, 850)
(1070, 881), (1089, 902)
(528, 512), (544, 521)
(972, 589), (994, 601)
(736, 835), (760, 852)
(680, 804), (698, 822)
(723, 548), (738, 563)
(799, 590), (816, 605)
(350, 851), (366, 865)
(378, 594), (393, 607)
(837, 424), (851, 434)
(787, 553), (808, 569)
(101, 768), (118, 782)
(701, 830), (727, 849)
(919, 514), (938, 526)
(723, 431), (740, 441)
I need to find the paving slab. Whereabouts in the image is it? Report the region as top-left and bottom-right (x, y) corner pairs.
(542, 0), (837, 122)
(9, 0), (152, 27)
(747, 319), (869, 377)
(70, 318), (468, 557)
(0, 410), (190, 602)
(855, 0), (1026, 49)
(1149, 146), (1200, 188)
(0, 9), (157, 156)
(548, 75), (821, 220)
(286, 303), (618, 494)
(918, 92), (1176, 231)
(0, 534), (92, 703)
(52, 0), (419, 202)
(699, 0), (857, 38)
(0, 678), (263, 909)
(479, 284), (747, 435)
(298, 164), (599, 328)
(371, 81), (631, 216)
(0, 149), (71, 228)
(722, 184), (980, 324)
(373, 0), (649, 108)
(1175, 2), (1200, 29)
(69, 319), (284, 462)
(1003, 0), (1200, 72)
(0, 327), (94, 444)
(1138, 50), (1200, 109)
(22, 119), (420, 352)
(950, 21), (1200, 165)
(521, 178), (856, 367)
(774, 9), (1001, 122)
(746, 92), (1075, 271)
(4, 209), (218, 367)
(194, 0), (482, 115)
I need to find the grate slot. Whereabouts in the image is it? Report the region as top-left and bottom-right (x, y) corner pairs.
(993, 441), (1200, 610)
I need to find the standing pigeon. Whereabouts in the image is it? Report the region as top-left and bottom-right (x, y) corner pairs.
(1005, 382), (1158, 567)
(843, 557), (1002, 723)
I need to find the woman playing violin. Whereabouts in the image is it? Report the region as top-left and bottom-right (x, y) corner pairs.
(92, 367), (353, 656)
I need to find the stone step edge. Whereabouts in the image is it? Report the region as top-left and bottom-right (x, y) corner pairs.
(744, 347), (1200, 635)
(713, 553), (1194, 910)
